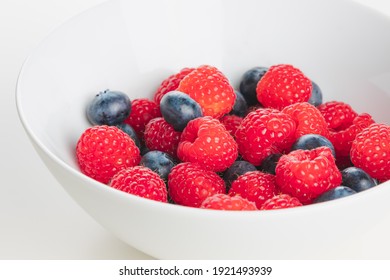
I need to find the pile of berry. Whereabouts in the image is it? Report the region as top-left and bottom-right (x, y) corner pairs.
(76, 64), (390, 210)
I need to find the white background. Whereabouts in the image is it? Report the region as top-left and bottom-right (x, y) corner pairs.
(0, 0), (389, 259)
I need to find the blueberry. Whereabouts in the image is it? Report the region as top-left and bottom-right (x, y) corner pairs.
(259, 153), (283, 175)
(140, 151), (175, 181)
(313, 186), (356, 203)
(291, 134), (336, 158)
(239, 67), (268, 106)
(160, 91), (203, 131)
(86, 89), (131, 126)
(223, 160), (257, 190)
(341, 167), (378, 192)
(308, 81), (323, 107)
(116, 123), (141, 149)
(230, 90), (248, 117)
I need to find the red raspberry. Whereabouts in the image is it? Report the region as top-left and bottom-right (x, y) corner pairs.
(144, 117), (181, 157)
(275, 147), (342, 204)
(177, 65), (235, 118)
(350, 123), (390, 182)
(177, 116), (238, 172)
(219, 114), (243, 139)
(168, 162), (226, 207)
(256, 64), (312, 110)
(123, 98), (161, 138)
(329, 113), (375, 158)
(283, 102), (329, 138)
(76, 125), (141, 184)
(260, 194), (303, 210)
(200, 194), (257, 211)
(235, 108), (296, 166)
(228, 171), (277, 209)
(318, 101), (358, 131)
(153, 68), (195, 105)
(110, 166), (167, 202)
(280, 102), (329, 152)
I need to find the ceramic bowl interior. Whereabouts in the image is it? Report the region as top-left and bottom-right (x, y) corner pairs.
(17, 0), (390, 259)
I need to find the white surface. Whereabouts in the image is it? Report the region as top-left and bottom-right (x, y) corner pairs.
(2, 0), (390, 260)
(1, 0), (152, 259)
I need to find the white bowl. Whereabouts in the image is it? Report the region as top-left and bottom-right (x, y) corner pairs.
(16, 0), (390, 259)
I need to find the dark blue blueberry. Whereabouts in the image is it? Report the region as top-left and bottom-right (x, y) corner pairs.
(313, 186), (356, 203)
(140, 143), (150, 156)
(239, 67), (268, 106)
(308, 81), (323, 107)
(116, 123), (141, 149)
(86, 89), (131, 126)
(223, 160), (257, 190)
(230, 90), (248, 117)
(160, 91), (203, 131)
(259, 153), (283, 175)
(291, 134), (336, 158)
(341, 167), (377, 192)
(140, 151), (175, 181)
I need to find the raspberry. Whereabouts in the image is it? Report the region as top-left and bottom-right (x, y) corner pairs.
(76, 125), (141, 184)
(200, 194), (257, 211)
(275, 147), (342, 204)
(110, 166), (167, 202)
(219, 114), (243, 139)
(318, 101), (358, 131)
(144, 117), (181, 158)
(256, 64), (312, 110)
(177, 65), (235, 118)
(329, 113), (375, 158)
(260, 194), (303, 210)
(235, 108), (296, 166)
(153, 68), (195, 105)
(123, 98), (161, 138)
(281, 102), (329, 151)
(350, 123), (390, 182)
(228, 171), (277, 209)
(168, 162), (226, 207)
(177, 116), (238, 172)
